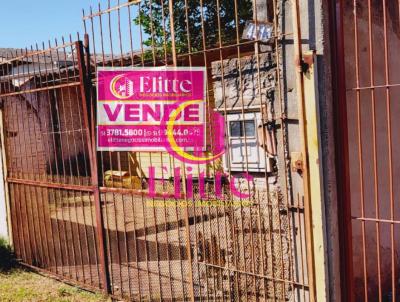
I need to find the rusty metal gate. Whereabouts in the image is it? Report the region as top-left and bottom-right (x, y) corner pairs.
(334, 0), (400, 300)
(0, 0), (313, 301)
(0, 40), (107, 291)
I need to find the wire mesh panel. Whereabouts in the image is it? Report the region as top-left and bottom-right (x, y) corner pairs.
(0, 41), (105, 291)
(82, 0), (311, 301)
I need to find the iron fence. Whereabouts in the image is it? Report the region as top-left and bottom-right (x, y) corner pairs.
(0, 0), (312, 301)
(335, 0), (400, 300)
(0, 39), (107, 291)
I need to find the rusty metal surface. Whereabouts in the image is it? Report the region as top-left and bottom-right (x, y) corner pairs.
(333, 0), (400, 300)
(0, 0), (313, 301)
(0, 40), (103, 290)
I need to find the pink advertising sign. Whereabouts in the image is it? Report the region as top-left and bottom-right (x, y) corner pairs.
(97, 67), (206, 152)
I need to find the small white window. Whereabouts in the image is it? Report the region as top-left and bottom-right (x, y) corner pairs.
(224, 112), (271, 173)
(229, 120), (256, 137)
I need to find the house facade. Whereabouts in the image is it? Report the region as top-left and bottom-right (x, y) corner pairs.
(1, 0), (400, 301)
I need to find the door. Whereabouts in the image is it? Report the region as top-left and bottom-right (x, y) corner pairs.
(334, 0), (400, 300)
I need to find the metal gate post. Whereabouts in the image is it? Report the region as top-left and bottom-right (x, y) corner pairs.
(291, 0), (316, 300)
(302, 50), (331, 301)
(0, 103), (13, 247)
(75, 40), (111, 294)
(330, 0), (354, 300)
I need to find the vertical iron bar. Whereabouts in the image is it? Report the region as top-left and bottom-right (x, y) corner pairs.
(330, 0), (354, 300)
(366, 0), (382, 300)
(54, 38), (79, 281)
(40, 41), (67, 277)
(291, 0), (316, 300)
(381, 0), (396, 299)
(47, 40), (73, 279)
(75, 40), (111, 294)
(352, 0), (369, 300)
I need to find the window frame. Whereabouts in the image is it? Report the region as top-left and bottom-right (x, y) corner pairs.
(228, 119), (256, 138)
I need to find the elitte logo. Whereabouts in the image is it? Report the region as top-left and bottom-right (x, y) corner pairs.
(110, 74), (134, 99)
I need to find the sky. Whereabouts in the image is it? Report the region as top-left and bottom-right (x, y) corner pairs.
(0, 1), (103, 49)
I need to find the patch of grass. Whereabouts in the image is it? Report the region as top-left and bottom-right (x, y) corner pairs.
(0, 237), (15, 271)
(0, 269), (111, 302)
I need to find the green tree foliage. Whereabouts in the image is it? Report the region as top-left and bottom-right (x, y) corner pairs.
(134, 0), (253, 59)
